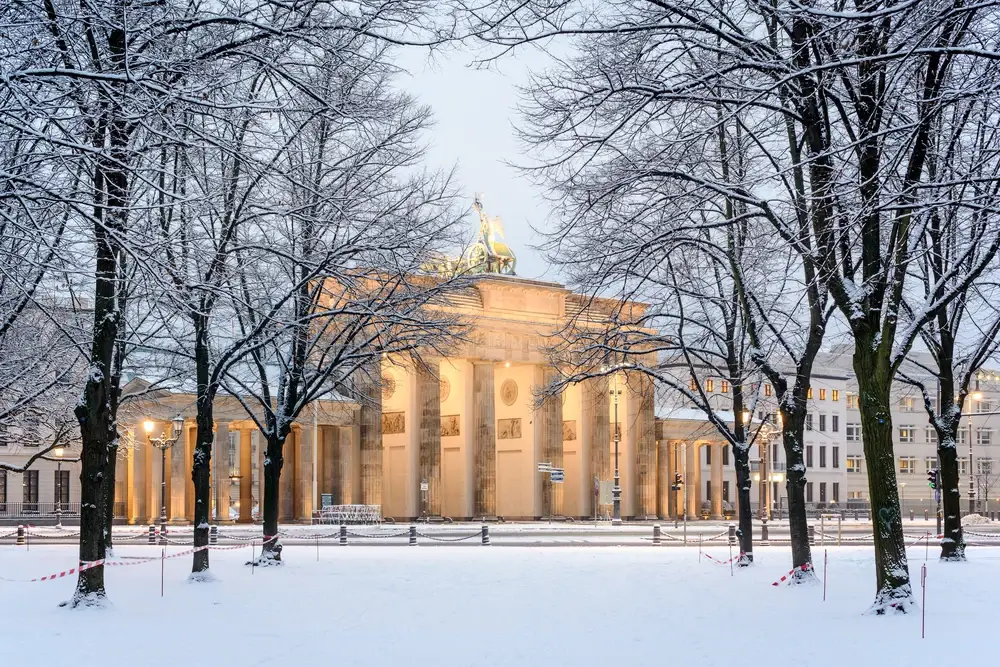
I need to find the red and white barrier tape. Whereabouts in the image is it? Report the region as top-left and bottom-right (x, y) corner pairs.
(771, 562), (812, 586)
(702, 553), (737, 566)
(0, 541), (265, 583)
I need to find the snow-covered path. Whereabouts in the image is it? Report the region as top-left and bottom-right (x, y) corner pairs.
(1, 545), (995, 666)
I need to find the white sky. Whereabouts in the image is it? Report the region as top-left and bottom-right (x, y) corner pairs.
(399, 47), (555, 282)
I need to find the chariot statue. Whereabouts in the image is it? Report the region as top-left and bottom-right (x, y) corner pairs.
(423, 194), (517, 276)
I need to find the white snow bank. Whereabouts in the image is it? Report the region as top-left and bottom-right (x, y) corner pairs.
(962, 513), (991, 526)
(0, 545), (997, 666)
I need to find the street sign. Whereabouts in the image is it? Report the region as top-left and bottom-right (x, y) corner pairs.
(537, 462), (552, 473)
(593, 475), (600, 497)
(550, 468), (564, 483)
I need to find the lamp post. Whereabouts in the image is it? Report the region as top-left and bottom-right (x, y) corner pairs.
(612, 370), (622, 526)
(54, 446), (64, 529)
(969, 391), (982, 515)
(145, 415), (185, 543)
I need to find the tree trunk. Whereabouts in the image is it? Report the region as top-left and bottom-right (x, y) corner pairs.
(854, 347), (912, 612)
(102, 444), (118, 554)
(259, 430), (285, 564)
(781, 413), (813, 578)
(733, 444), (753, 564)
(192, 317), (214, 575)
(938, 436), (965, 560)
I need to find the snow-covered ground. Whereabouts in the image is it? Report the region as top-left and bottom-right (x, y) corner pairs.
(1, 544), (996, 666)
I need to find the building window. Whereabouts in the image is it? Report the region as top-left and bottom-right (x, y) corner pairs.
(722, 446), (729, 466)
(846, 423), (861, 442)
(959, 429), (968, 445)
(772, 443), (779, 463)
(819, 482), (827, 503)
(925, 456), (937, 472)
(54, 470), (70, 505)
(806, 413), (813, 431)
(764, 384), (772, 397)
(832, 483), (840, 503)
(806, 482), (814, 503)
(848, 490), (864, 500)
(806, 445), (814, 468)
(706, 480), (712, 503)
(819, 446), (827, 468)
(899, 456), (917, 475)
(832, 390), (840, 402)
(0, 424), (7, 447)
(977, 399), (994, 413)
(833, 446), (840, 469)
(0, 470), (6, 508)
(723, 480), (730, 503)
(819, 414), (827, 432)
(832, 415), (839, 432)
(819, 388), (827, 401)
(898, 425), (915, 443)
(720, 380), (730, 393)
(705, 379), (715, 392)
(847, 393), (859, 409)
(978, 458), (994, 476)
(846, 455), (862, 473)
(899, 396), (916, 412)
(705, 446), (712, 465)
(689, 377), (698, 392)
(808, 387), (813, 399)
(925, 427), (938, 445)
(23, 470), (39, 510)
(977, 428), (993, 446)
(958, 457), (969, 475)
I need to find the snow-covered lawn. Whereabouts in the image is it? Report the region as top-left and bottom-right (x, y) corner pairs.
(1, 545), (996, 666)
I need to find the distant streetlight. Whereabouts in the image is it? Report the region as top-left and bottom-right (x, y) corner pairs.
(145, 415), (185, 542)
(54, 446), (65, 529)
(969, 391), (983, 515)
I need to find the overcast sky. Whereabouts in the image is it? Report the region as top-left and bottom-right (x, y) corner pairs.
(399, 48), (555, 282)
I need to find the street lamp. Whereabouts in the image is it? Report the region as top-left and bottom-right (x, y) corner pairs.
(145, 415), (185, 543)
(968, 391), (982, 515)
(612, 370), (622, 526)
(54, 446), (64, 529)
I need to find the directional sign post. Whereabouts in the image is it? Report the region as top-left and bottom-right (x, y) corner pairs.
(550, 468), (564, 483)
(537, 462), (552, 473)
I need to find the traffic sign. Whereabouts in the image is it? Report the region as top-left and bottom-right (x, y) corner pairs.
(550, 468), (564, 483)
(537, 462), (552, 473)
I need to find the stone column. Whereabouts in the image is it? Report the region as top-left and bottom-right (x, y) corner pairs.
(417, 362), (442, 516)
(541, 367), (564, 518)
(340, 427), (355, 504)
(358, 368), (383, 508)
(214, 422), (231, 522)
(296, 425), (314, 521)
(657, 439), (671, 519)
(321, 426), (341, 504)
(280, 429), (296, 521)
(711, 443), (724, 519)
(238, 429), (253, 523)
(472, 361), (496, 517)
(686, 442), (699, 518)
(585, 376), (611, 517)
(170, 419), (186, 522)
(634, 374), (656, 519)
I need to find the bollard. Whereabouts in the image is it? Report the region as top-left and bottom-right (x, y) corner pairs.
(482, 524), (490, 546)
(16, 524), (25, 546)
(728, 524), (736, 546)
(909, 510), (914, 521)
(854, 510), (859, 521)
(761, 519), (769, 546)
(409, 524), (417, 546)
(148, 525), (156, 544)
(209, 525), (218, 545)
(653, 524), (661, 546)
(808, 525), (815, 546)
(340, 524), (348, 546)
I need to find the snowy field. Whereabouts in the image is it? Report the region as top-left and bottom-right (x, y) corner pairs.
(1, 544), (997, 667)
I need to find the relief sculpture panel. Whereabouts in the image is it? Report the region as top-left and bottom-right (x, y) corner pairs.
(497, 418), (522, 440)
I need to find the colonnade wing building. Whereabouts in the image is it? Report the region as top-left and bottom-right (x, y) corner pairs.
(103, 275), (660, 524)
